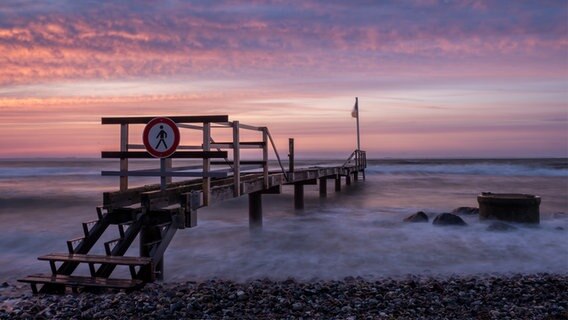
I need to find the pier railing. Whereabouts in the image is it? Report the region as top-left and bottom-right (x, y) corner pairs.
(342, 149), (367, 169)
(101, 115), (286, 205)
(19, 114), (368, 294)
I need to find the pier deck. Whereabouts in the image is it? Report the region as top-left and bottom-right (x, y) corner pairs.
(19, 115), (366, 293)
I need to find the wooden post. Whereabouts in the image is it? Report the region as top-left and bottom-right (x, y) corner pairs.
(294, 183), (304, 209)
(354, 171), (359, 181)
(362, 151), (366, 180)
(319, 177), (327, 198)
(160, 158), (167, 191)
(288, 138), (294, 173)
(249, 192), (262, 230)
(233, 121), (240, 197)
(140, 226), (163, 281)
(262, 128), (269, 188)
(346, 173), (352, 186)
(119, 124), (128, 191)
(184, 191), (199, 228)
(165, 158), (172, 184)
(203, 122), (211, 206)
(335, 174), (341, 192)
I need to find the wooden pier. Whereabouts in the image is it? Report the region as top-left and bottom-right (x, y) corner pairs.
(19, 115), (366, 293)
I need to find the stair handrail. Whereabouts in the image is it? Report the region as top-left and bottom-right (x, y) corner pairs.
(342, 149), (357, 168)
(265, 128), (289, 181)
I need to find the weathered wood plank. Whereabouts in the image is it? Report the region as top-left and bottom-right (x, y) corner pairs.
(101, 151), (228, 159)
(19, 274), (144, 290)
(38, 254), (152, 266)
(102, 115), (229, 124)
(101, 170), (229, 178)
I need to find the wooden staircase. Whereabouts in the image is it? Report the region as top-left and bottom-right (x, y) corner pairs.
(19, 201), (185, 294)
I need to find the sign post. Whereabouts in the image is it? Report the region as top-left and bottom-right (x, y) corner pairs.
(143, 117), (180, 189)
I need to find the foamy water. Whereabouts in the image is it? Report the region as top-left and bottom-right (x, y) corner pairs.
(0, 158), (566, 282)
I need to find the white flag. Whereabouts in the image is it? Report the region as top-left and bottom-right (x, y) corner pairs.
(351, 98), (358, 118)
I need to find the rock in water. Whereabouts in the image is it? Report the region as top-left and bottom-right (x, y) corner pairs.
(487, 221), (517, 232)
(433, 213), (467, 226)
(451, 207), (479, 215)
(403, 211), (429, 223)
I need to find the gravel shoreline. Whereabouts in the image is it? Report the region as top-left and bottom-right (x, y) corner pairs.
(1, 273), (567, 319)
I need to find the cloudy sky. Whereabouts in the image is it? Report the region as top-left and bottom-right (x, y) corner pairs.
(0, 0), (566, 158)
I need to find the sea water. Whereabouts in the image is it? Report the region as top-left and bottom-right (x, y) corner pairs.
(0, 158), (566, 282)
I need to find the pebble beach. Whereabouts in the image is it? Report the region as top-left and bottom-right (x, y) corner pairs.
(1, 273), (566, 319)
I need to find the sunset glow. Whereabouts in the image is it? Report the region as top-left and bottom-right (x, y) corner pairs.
(0, 1), (566, 158)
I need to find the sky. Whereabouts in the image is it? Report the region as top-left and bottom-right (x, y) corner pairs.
(0, 0), (566, 158)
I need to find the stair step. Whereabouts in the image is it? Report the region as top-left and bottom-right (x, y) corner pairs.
(18, 274), (144, 294)
(66, 236), (84, 254)
(38, 253), (152, 266)
(104, 238), (123, 256)
(82, 219), (99, 237)
(117, 220), (135, 238)
(96, 206), (107, 220)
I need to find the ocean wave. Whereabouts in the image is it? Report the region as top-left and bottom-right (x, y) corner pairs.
(367, 163), (568, 177)
(0, 167), (100, 178)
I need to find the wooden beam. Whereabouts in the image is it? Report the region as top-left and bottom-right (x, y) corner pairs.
(262, 128), (269, 188)
(248, 192), (262, 230)
(120, 124), (129, 191)
(202, 122), (211, 206)
(238, 123), (263, 131)
(101, 151), (227, 159)
(294, 184), (304, 210)
(102, 115), (229, 125)
(319, 177), (327, 198)
(233, 121), (240, 197)
(211, 161), (265, 165)
(260, 185), (281, 194)
(335, 174), (341, 192)
(101, 170), (228, 178)
(289, 138), (294, 173)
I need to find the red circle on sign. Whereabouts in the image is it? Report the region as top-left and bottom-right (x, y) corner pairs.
(142, 117), (180, 158)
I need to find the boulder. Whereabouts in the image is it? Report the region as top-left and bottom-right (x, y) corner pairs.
(403, 211), (429, 223)
(451, 207), (479, 215)
(433, 213), (467, 226)
(486, 221), (517, 232)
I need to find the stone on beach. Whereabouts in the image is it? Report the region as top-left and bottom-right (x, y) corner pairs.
(403, 211), (429, 223)
(433, 213), (467, 226)
(1, 275), (567, 319)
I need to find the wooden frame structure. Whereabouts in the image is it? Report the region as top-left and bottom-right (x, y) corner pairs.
(19, 114), (366, 294)
(101, 115), (287, 206)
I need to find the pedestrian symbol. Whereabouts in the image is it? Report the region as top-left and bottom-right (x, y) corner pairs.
(143, 118), (180, 158)
(155, 125), (168, 149)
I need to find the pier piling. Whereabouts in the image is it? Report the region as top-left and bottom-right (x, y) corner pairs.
(335, 174), (341, 192)
(319, 178), (327, 197)
(249, 192), (263, 229)
(294, 184), (304, 209)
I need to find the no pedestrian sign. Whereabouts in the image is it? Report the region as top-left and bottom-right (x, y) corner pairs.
(143, 117), (180, 158)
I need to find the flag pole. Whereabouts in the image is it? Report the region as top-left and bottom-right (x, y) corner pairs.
(356, 97), (360, 151)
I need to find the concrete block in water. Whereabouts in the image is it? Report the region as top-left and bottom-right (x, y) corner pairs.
(477, 192), (540, 224)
